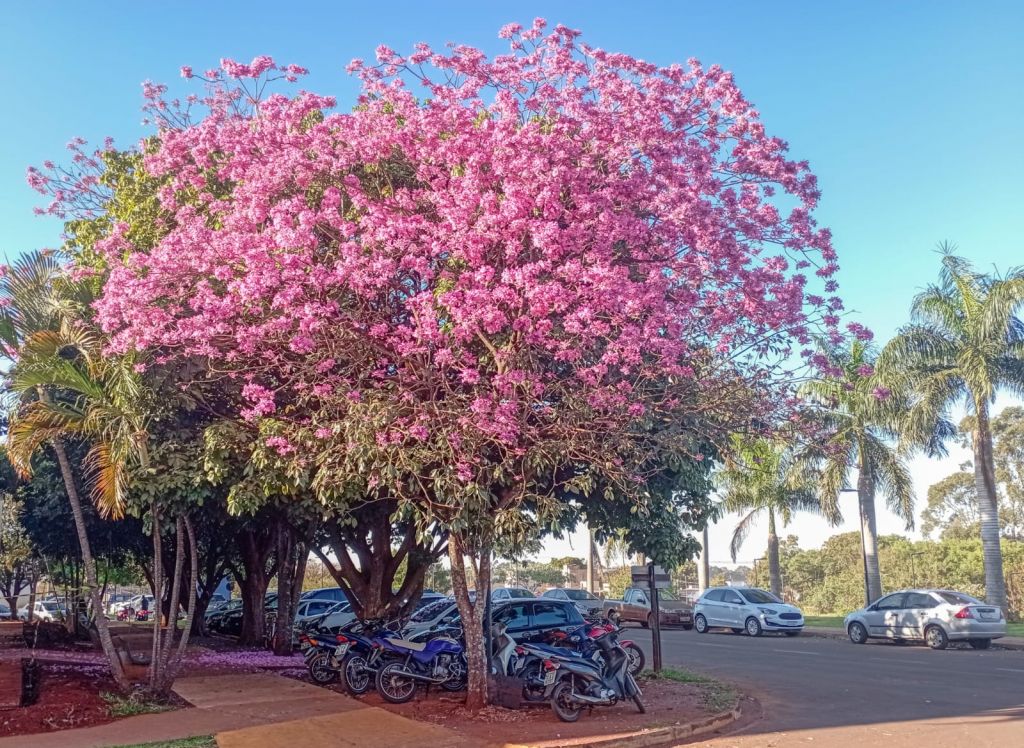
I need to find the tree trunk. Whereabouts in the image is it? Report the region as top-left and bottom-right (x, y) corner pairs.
(766, 509), (783, 597)
(857, 447), (883, 605)
(448, 532), (490, 711)
(238, 572), (269, 646)
(51, 439), (129, 690)
(272, 524), (299, 655)
(974, 399), (1008, 612)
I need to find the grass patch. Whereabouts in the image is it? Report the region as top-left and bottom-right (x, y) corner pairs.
(112, 738), (215, 748)
(101, 691), (176, 718)
(803, 616), (844, 628)
(642, 667), (737, 713)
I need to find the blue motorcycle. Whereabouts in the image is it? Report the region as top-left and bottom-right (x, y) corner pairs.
(374, 631), (467, 703)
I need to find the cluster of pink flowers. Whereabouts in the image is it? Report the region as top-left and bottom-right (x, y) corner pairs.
(33, 20), (851, 484)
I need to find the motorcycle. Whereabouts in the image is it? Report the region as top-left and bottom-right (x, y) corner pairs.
(374, 631), (468, 703)
(299, 631), (346, 685)
(535, 623), (646, 722)
(545, 620), (646, 676)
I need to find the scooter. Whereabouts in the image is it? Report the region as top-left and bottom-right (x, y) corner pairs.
(536, 624), (646, 722)
(545, 620), (646, 676)
(374, 631), (467, 703)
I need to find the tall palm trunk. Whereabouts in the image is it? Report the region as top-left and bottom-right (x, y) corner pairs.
(857, 447), (883, 604)
(766, 509), (782, 596)
(973, 399), (1007, 611)
(52, 439), (129, 690)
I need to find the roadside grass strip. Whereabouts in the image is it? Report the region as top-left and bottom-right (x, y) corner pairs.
(641, 667), (738, 713)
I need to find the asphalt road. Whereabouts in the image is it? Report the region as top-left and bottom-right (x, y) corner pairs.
(625, 626), (1024, 747)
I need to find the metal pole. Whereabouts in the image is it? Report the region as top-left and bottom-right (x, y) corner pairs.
(648, 562), (662, 673)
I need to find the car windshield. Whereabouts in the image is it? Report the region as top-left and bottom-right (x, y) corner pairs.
(323, 602), (348, 615)
(936, 591), (983, 606)
(656, 590), (680, 601)
(739, 589), (781, 604)
(41, 602), (61, 611)
(562, 589), (598, 602)
(411, 600), (451, 622)
(502, 588), (535, 598)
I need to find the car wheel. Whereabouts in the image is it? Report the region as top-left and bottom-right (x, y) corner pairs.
(694, 614), (709, 634)
(647, 613), (658, 630)
(925, 625), (948, 650)
(968, 638), (992, 650)
(847, 621), (868, 644)
(640, 616), (649, 629)
(745, 617), (762, 637)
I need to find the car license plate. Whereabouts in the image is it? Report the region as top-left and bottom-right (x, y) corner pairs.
(335, 643), (349, 656)
(977, 608), (997, 620)
(543, 669), (556, 685)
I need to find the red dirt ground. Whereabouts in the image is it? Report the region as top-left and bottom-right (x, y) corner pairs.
(0, 663), (116, 737)
(337, 676), (722, 746)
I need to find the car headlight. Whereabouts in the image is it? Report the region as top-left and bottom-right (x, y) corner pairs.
(758, 607), (778, 615)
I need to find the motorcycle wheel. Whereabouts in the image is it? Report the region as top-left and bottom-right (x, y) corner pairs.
(519, 660), (548, 703)
(342, 653), (372, 695)
(624, 642), (645, 676)
(307, 652), (340, 685)
(376, 662), (418, 704)
(550, 679), (582, 723)
(440, 655), (468, 692)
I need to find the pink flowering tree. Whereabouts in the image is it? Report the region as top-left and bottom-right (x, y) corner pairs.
(33, 21), (851, 707)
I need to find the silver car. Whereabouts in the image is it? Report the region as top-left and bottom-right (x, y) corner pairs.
(694, 587), (804, 636)
(844, 589), (1005, 650)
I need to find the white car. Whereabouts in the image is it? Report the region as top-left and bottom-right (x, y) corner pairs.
(844, 589), (1006, 650)
(694, 587), (804, 636)
(19, 600), (66, 622)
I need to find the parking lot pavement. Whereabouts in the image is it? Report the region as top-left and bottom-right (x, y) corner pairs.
(626, 627), (1024, 747)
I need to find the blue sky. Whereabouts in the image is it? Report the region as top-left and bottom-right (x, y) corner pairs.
(2, 2), (1022, 563)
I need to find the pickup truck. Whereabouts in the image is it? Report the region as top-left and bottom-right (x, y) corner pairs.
(603, 587), (694, 629)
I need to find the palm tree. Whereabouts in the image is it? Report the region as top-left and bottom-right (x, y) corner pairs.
(1, 251), (150, 690)
(801, 341), (927, 605)
(880, 249), (1024, 612)
(717, 438), (839, 597)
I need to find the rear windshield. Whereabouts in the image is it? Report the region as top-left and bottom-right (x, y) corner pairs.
(739, 589), (781, 604)
(411, 600), (451, 622)
(936, 591), (983, 606)
(562, 589), (598, 602)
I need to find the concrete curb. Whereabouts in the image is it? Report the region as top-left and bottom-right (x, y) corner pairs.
(502, 702), (742, 748)
(801, 626), (1024, 651)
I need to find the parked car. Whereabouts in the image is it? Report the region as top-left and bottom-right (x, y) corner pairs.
(491, 598), (586, 643)
(19, 600), (66, 622)
(604, 587), (693, 629)
(542, 588), (604, 619)
(403, 597), (460, 638)
(106, 593), (134, 615)
(0, 601), (10, 618)
(299, 587), (348, 604)
(305, 601), (357, 635)
(491, 587), (535, 601)
(693, 587), (803, 636)
(206, 599), (242, 632)
(844, 589), (1006, 650)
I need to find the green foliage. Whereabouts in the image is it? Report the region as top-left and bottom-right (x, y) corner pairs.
(770, 533), (1024, 620)
(492, 560), (566, 589)
(605, 567), (632, 598)
(111, 738), (214, 748)
(101, 691), (176, 718)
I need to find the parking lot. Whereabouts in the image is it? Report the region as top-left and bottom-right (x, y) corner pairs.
(628, 627), (1024, 746)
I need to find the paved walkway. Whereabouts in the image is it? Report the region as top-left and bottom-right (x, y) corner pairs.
(0, 672), (473, 748)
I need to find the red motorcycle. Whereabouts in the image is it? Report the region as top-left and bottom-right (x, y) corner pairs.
(116, 607), (153, 622)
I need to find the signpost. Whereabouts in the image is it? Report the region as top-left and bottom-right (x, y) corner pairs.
(631, 564), (670, 672)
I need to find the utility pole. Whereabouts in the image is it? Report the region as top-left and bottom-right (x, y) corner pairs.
(698, 526), (710, 594)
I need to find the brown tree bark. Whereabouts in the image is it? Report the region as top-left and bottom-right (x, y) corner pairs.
(232, 527), (276, 646)
(448, 532), (491, 710)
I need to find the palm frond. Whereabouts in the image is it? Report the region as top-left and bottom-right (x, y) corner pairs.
(729, 508), (760, 562)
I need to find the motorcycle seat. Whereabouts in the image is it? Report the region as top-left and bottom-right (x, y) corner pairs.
(384, 638), (427, 651)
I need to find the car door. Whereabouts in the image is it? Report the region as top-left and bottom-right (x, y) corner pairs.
(628, 589), (650, 619)
(699, 590), (722, 625)
(494, 602), (532, 642)
(899, 592), (937, 639)
(866, 593), (905, 638)
(720, 590), (746, 627)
